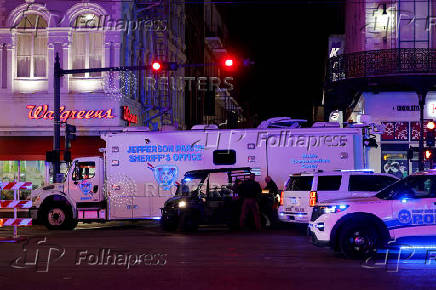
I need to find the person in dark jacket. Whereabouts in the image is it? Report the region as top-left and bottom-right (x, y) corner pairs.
(239, 174), (262, 230)
(264, 176), (279, 225)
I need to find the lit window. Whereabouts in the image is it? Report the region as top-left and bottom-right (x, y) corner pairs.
(16, 14), (47, 78)
(71, 14), (103, 77)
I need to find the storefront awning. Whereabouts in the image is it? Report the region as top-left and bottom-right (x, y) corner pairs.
(0, 136), (105, 161)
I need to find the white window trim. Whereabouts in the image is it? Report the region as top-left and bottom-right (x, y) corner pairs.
(71, 31), (104, 79)
(15, 30), (48, 79)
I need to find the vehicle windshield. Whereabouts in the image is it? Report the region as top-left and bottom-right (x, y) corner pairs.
(177, 173), (207, 196)
(376, 175), (436, 200)
(376, 178), (409, 200)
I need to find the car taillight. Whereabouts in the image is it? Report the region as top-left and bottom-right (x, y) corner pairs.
(280, 191), (284, 206)
(309, 191), (318, 207)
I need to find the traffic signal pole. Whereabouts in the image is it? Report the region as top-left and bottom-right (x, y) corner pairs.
(52, 53), (245, 181)
(53, 54), (61, 183)
(418, 91), (427, 172)
(52, 53), (178, 181)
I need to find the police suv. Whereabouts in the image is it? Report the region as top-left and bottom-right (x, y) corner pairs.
(309, 171), (436, 258)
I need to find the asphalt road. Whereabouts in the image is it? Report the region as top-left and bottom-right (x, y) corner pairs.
(0, 222), (435, 290)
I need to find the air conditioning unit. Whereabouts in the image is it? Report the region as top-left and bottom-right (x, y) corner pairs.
(257, 117), (307, 129)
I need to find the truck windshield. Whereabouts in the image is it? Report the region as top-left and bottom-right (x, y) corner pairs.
(178, 173), (207, 196)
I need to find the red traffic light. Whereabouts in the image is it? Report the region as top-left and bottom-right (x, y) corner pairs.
(152, 62), (161, 71)
(224, 59), (234, 67)
(425, 149), (433, 160)
(427, 121), (436, 130)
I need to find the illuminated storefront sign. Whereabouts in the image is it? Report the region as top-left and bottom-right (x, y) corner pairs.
(122, 106), (138, 125)
(26, 105), (115, 122)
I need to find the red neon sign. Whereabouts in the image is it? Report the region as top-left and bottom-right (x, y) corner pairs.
(122, 106), (138, 125)
(26, 105), (115, 122)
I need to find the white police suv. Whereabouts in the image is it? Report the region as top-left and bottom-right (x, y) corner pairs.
(309, 171), (436, 258)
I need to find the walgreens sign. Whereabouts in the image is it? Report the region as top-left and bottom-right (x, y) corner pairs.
(26, 105), (115, 122)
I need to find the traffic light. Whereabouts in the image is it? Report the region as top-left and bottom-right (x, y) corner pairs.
(65, 124), (77, 163)
(424, 148), (434, 161)
(151, 61), (178, 72)
(224, 58), (234, 67)
(152, 61), (161, 71)
(427, 121), (436, 147)
(222, 56), (237, 71)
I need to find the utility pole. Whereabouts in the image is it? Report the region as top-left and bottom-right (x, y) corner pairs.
(53, 53), (61, 183)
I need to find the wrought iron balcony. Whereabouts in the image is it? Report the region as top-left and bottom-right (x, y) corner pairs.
(327, 48), (436, 84)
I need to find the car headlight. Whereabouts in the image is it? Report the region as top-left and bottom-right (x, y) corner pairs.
(178, 201), (187, 208)
(320, 204), (349, 214)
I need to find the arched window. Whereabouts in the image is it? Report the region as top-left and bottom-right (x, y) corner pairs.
(16, 14), (47, 78)
(71, 14), (103, 77)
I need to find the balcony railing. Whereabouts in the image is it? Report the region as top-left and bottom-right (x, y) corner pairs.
(327, 48), (436, 83)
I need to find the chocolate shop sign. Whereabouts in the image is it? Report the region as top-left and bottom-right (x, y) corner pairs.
(394, 105), (420, 112)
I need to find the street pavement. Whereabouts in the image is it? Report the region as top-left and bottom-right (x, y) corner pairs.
(0, 222), (435, 290)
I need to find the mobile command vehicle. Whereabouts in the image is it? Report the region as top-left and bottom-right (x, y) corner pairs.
(309, 171), (436, 258)
(30, 122), (366, 229)
(279, 171), (398, 224)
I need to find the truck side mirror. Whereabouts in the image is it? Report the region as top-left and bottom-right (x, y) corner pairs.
(93, 185), (99, 193)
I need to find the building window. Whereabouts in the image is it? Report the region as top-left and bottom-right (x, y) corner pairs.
(71, 14), (103, 77)
(399, 0), (430, 48)
(0, 161), (45, 200)
(16, 14), (48, 78)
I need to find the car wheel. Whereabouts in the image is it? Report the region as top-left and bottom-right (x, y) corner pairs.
(339, 223), (378, 259)
(160, 217), (177, 231)
(42, 203), (76, 230)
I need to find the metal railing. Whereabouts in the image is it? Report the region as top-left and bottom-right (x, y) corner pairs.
(327, 48), (436, 83)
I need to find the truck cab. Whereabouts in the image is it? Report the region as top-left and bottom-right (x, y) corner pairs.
(30, 157), (105, 230)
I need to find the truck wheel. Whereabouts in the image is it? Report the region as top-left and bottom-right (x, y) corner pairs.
(339, 223), (378, 259)
(42, 203), (76, 230)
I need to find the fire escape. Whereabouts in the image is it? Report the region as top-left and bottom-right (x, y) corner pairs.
(136, 0), (178, 130)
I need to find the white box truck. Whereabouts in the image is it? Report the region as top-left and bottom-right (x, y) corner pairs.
(30, 126), (365, 229)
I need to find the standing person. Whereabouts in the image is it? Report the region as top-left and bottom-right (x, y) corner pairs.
(264, 176), (279, 225)
(232, 178), (242, 199)
(239, 174), (262, 230)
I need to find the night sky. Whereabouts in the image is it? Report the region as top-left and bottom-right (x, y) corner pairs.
(220, 0), (345, 124)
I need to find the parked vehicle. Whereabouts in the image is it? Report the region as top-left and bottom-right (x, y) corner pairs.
(30, 124), (366, 230)
(278, 170), (399, 224)
(161, 167), (273, 231)
(309, 171), (436, 258)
